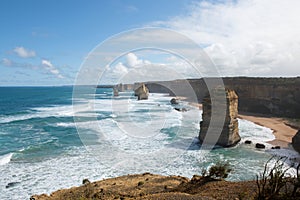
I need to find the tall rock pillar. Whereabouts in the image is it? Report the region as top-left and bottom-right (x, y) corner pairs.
(199, 89), (240, 147)
(134, 84), (149, 100)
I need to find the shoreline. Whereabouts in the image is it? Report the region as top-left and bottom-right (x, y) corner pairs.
(238, 113), (298, 148)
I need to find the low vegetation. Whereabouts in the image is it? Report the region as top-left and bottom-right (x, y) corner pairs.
(201, 161), (232, 180)
(255, 156), (300, 199)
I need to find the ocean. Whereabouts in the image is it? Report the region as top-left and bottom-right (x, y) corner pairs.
(0, 86), (298, 199)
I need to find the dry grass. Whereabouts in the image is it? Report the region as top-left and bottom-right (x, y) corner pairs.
(31, 173), (258, 200)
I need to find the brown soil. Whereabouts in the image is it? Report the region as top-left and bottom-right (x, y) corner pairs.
(31, 173), (257, 200)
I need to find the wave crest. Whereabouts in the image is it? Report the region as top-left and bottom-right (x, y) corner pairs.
(0, 153), (13, 166)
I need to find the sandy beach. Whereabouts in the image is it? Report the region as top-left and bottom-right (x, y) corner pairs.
(238, 114), (298, 148)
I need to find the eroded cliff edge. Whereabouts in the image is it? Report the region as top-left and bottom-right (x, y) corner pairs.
(141, 77), (300, 118)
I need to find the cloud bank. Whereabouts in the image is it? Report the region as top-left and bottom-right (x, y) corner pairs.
(104, 52), (199, 84)
(154, 0), (300, 77)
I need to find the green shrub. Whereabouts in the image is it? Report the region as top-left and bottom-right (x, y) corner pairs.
(200, 161), (232, 180)
(208, 161), (232, 180)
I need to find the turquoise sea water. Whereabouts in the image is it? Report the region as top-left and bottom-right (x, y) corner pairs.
(0, 86), (298, 199)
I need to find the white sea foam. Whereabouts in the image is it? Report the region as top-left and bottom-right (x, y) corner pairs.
(0, 103), (97, 124)
(2, 92), (300, 200)
(56, 122), (75, 127)
(0, 153), (13, 166)
(238, 118), (275, 143)
(0, 124), (297, 200)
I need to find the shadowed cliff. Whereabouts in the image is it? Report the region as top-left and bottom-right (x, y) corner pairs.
(138, 77), (300, 118)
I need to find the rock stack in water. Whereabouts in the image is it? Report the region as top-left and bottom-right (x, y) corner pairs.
(134, 84), (149, 100)
(113, 87), (119, 96)
(199, 89), (241, 147)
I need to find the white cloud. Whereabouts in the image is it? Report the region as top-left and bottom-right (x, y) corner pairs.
(126, 53), (139, 67)
(113, 62), (129, 76)
(104, 53), (153, 84)
(125, 53), (150, 68)
(155, 0), (300, 77)
(41, 59), (64, 79)
(13, 46), (36, 58)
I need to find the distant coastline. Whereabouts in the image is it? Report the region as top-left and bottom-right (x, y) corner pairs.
(111, 77), (300, 118)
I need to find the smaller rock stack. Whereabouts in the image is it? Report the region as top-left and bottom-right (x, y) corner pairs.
(134, 84), (149, 100)
(113, 87), (119, 96)
(199, 89), (241, 147)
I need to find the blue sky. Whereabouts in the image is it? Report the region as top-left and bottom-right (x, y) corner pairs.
(0, 0), (193, 86)
(1, 0), (300, 86)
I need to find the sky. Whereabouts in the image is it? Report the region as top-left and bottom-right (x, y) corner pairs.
(1, 0), (300, 86)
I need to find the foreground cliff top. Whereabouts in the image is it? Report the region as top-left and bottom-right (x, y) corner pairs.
(31, 173), (258, 200)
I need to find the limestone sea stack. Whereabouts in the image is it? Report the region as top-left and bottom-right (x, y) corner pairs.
(113, 87), (119, 96)
(199, 89), (241, 147)
(134, 84), (149, 100)
(292, 130), (300, 154)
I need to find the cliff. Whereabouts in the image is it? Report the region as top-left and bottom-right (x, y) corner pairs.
(292, 130), (300, 154)
(143, 77), (300, 118)
(223, 77), (300, 118)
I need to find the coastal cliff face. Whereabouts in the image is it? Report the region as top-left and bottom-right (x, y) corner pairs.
(223, 77), (300, 118)
(199, 89), (240, 147)
(292, 130), (300, 154)
(143, 77), (300, 118)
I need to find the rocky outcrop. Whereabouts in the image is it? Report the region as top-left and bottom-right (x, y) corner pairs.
(245, 140), (252, 144)
(199, 89), (240, 147)
(292, 130), (300, 154)
(134, 84), (149, 100)
(255, 143), (266, 149)
(174, 107), (188, 112)
(113, 87), (119, 96)
(271, 146), (281, 149)
(170, 98), (179, 105)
